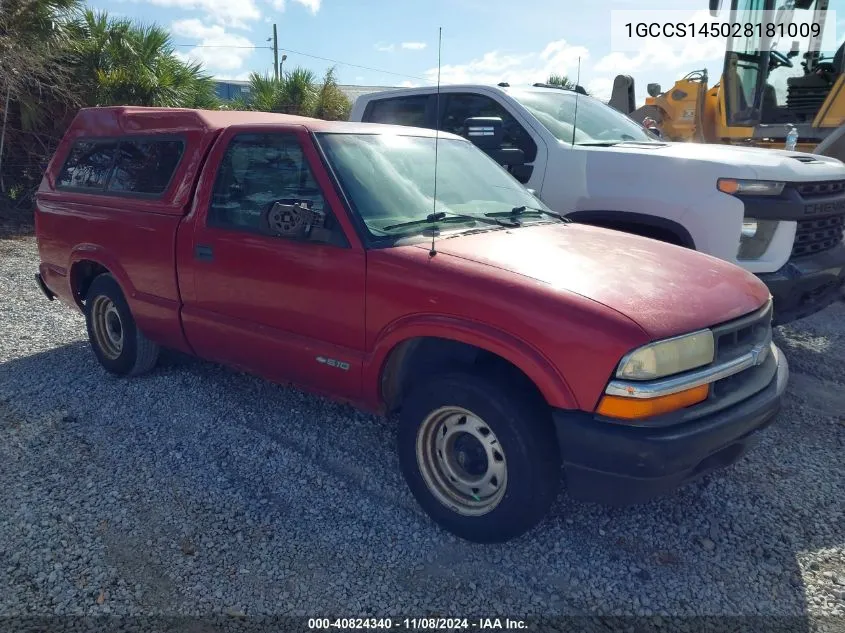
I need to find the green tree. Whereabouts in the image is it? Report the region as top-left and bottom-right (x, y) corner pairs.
(312, 67), (352, 121)
(0, 0), (82, 199)
(546, 74), (577, 89)
(229, 65), (351, 121)
(67, 9), (219, 108)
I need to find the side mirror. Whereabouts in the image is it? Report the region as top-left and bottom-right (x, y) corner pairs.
(259, 199), (325, 239)
(464, 116), (504, 150)
(647, 83), (662, 98)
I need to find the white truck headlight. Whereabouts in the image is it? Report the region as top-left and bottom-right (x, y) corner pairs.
(717, 179), (785, 196)
(616, 330), (715, 381)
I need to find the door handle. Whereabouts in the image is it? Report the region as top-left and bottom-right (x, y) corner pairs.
(195, 244), (213, 261)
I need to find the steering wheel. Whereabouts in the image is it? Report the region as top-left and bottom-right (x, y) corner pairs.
(770, 50), (793, 68)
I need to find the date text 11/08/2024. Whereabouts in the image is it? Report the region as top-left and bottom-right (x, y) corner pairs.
(307, 618), (527, 630)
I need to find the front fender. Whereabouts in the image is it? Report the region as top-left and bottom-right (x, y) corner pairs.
(364, 313), (579, 411)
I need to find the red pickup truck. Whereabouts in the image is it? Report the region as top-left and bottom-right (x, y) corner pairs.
(34, 106), (789, 542)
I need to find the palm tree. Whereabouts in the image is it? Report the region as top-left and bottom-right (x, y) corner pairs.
(312, 66), (352, 121)
(546, 74), (577, 90)
(67, 10), (219, 108)
(0, 0), (83, 198)
(231, 65), (349, 120)
(279, 67), (318, 115)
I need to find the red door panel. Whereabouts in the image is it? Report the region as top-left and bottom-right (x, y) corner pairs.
(178, 125), (366, 400)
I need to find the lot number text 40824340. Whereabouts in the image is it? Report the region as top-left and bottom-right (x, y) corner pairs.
(307, 617), (528, 629)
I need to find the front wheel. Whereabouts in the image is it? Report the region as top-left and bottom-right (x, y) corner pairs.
(84, 273), (159, 376)
(397, 372), (561, 543)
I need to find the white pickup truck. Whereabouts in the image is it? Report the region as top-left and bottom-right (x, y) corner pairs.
(349, 83), (845, 325)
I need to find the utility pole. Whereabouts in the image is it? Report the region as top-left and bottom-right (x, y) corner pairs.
(272, 24), (279, 80)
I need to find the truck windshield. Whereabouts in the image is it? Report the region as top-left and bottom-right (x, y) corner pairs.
(506, 89), (656, 145)
(315, 132), (552, 239)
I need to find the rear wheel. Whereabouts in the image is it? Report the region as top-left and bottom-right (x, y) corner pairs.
(397, 372), (561, 542)
(84, 273), (159, 376)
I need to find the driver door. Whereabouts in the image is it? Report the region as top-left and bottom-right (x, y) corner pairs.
(180, 125), (366, 400)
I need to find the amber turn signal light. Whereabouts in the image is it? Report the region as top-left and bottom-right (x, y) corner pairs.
(717, 179), (740, 194)
(596, 384), (709, 420)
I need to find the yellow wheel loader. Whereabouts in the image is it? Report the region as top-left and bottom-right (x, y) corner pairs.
(609, 0), (845, 160)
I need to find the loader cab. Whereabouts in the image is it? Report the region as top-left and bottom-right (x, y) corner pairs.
(718, 0), (839, 129)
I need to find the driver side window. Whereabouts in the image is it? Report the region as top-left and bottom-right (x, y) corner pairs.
(208, 133), (344, 246)
(440, 93), (538, 163)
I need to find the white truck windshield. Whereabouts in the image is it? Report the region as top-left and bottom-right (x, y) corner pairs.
(507, 89), (656, 145)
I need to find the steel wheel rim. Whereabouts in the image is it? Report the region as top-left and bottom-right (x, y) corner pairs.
(90, 296), (124, 360)
(416, 406), (507, 516)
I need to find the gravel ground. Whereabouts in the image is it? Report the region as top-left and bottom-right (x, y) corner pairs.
(1, 228), (844, 627)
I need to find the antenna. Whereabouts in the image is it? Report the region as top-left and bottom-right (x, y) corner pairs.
(570, 56), (581, 147)
(430, 26), (442, 258)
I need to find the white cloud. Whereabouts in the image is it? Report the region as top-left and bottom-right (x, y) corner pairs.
(294, 0), (321, 12)
(215, 70), (254, 81)
(375, 42), (395, 52)
(423, 40), (588, 86)
(398, 80), (418, 88)
(585, 77), (614, 102)
(597, 9), (726, 75)
(263, 0), (321, 12)
(172, 19), (256, 73)
(146, 0), (261, 28)
(401, 42), (427, 50)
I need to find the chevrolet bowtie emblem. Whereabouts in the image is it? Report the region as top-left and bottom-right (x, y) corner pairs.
(750, 343), (769, 366)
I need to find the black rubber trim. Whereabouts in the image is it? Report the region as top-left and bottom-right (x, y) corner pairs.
(551, 346), (788, 506)
(736, 186), (845, 221)
(563, 210), (696, 249)
(35, 273), (55, 301)
(757, 241), (845, 325)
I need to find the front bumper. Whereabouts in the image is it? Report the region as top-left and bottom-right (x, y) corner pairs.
(553, 344), (788, 506)
(757, 241), (845, 326)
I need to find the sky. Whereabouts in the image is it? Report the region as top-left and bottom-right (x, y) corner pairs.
(96, 0), (845, 104)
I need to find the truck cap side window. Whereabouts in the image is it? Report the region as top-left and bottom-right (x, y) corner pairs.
(109, 139), (185, 195)
(56, 137), (185, 196)
(57, 140), (118, 190)
(208, 132), (343, 246)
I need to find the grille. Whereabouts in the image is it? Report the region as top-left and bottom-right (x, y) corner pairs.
(712, 300), (772, 365)
(792, 214), (845, 258)
(708, 301), (774, 404)
(795, 180), (845, 197)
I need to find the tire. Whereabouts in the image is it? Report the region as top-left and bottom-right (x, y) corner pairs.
(397, 371), (561, 543)
(84, 273), (159, 376)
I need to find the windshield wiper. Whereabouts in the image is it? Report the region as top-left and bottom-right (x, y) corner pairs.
(382, 211), (517, 232)
(484, 205), (570, 222)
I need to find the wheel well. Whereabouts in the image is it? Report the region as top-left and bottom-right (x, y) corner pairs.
(587, 220), (685, 245)
(380, 337), (545, 413)
(568, 212), (694, 249)
(70, 260), (109, 307)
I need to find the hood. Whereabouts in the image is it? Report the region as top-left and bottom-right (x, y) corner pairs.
(424, 222), (770, 340)
(601, 141), (845, 182)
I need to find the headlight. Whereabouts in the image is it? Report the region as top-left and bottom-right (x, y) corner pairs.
(615, 330), (715, 381)
(717, 179), (785, 196)
(737, 218), (779, 259)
